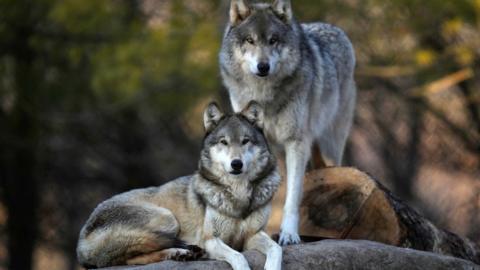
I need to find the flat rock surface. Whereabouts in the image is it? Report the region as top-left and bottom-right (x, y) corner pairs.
(98, 240), (480, 270)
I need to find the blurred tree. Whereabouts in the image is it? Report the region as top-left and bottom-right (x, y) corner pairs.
(308, 0), (480, 238)
(0, 0), (222, 269)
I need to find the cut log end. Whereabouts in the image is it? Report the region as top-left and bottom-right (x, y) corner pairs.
(300, 167), (480, 264)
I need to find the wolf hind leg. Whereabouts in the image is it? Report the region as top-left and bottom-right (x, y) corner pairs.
(77, 204), (182, 268)
(315, 133), (343, 167)
(314, 76), (356, 167)
(127, 246), (205, 265)
(309, 143), (328, 170)
(316, 106), (355, 166)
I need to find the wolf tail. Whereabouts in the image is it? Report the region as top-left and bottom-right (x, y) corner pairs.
(77, 204), (183, 268)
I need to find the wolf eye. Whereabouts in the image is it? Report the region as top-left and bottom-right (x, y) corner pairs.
(245, 37), (254, 44)
(269, 36), (279, 45)
(242, 138), (250, 145)
(220, 139), (228, 146)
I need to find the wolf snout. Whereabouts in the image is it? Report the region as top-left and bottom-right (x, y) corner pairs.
(257, 62), (270, 77)
(230, 159), (243, 174)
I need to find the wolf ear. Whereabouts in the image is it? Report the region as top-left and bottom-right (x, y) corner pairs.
(203, 102), (224, 132)
(241, 101), (264, 129)
(272, 0), (293, 22)
(230, 0), (251, 25)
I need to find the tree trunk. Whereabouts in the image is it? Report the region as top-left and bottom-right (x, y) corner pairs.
(4, 16), (39, 270)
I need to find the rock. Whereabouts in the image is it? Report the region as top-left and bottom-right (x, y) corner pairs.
(98, 240), (479, 270)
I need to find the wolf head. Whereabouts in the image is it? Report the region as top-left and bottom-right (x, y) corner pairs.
(220, 0), (301, 79)
(199, 101), (275, 181)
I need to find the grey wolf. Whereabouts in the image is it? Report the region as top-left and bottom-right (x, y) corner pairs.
(77, 102), (282, 270)
(220, 0), (357, 245)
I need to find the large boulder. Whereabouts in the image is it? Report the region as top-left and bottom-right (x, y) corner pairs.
(98, 240), (479, 270)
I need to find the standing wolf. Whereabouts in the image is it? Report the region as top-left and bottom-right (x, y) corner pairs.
(220, 0), (357, 245)
(77, 102), (282, 270)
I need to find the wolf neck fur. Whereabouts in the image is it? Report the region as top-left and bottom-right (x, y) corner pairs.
(195, 165), (280, 219)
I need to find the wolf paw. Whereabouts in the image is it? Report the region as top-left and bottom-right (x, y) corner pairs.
(279, 213), (300, 245)
(170, 249), (194, 261)
(278, 230), (301, 246)
(170, 246), (205, 261)
(186, 245), (206, 260)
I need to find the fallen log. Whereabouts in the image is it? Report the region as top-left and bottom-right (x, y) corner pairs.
(300, 167), (480, 264)
(98, 240), (479, 270)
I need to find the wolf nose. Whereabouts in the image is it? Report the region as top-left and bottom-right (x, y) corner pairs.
(231, 159), (243, 171)
(257, 62), (270, 76)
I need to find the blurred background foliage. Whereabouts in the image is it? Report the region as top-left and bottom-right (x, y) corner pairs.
(0, 0), (479, 269)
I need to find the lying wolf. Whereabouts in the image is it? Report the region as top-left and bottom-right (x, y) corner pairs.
(220, 0), (357, 245)
(77, 102), (282, 270)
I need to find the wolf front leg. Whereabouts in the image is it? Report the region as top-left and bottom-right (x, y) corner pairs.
(279, 139), (311, 245)
(245, 231), (282, 270)
(205, 238), (251, 270)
